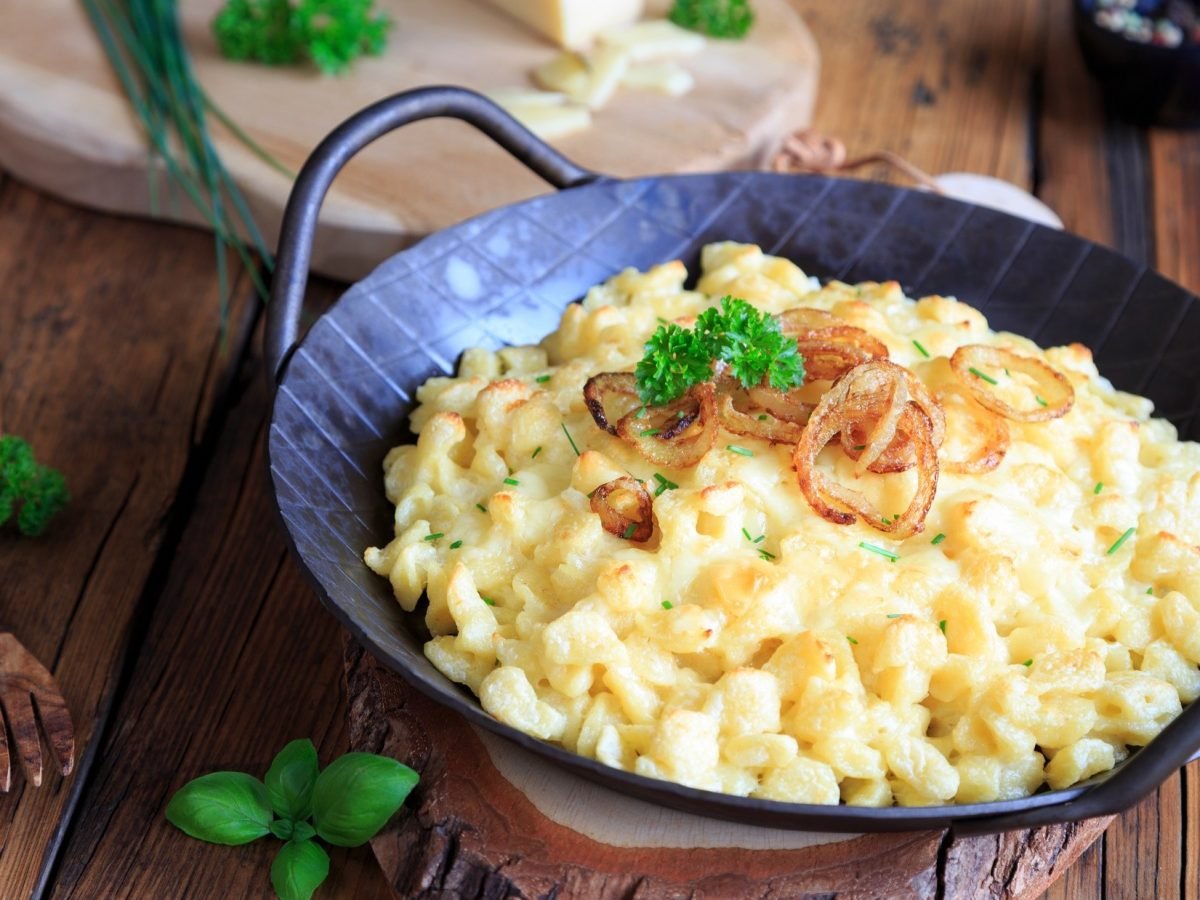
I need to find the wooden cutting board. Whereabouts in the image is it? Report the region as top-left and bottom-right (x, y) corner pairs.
(0, 0), (817, 280)
(344, 639), (1112, 899)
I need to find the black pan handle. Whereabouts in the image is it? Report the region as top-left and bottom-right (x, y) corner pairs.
(265, 85), (599, 384)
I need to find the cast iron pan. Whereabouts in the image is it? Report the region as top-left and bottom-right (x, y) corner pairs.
(265, 86), (1200, 835)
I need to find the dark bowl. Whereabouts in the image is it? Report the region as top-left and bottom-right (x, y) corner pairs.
(265, 87), (1200, 835)
(1075, 1), (1200, 127)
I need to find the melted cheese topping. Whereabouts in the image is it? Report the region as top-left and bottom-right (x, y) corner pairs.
(365, 242), (1200, 806)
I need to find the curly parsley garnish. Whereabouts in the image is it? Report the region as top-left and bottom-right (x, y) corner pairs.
(668, 0), (754, 39)
(634, 296), (805, 405)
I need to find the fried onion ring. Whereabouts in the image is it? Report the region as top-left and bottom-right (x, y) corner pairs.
(716, 392), (805, 443)
(793, 361), (939, 538)
(937, 386), (1010, 474)
(616, 382), (718, 467)
(590, 476), (654, 542)
(949, 345), (1074, 422)
(746, 384), (814, 425)
(775, 307), (843, 336)
(583, 372), (640, 435)
(838, 366), (945, 473)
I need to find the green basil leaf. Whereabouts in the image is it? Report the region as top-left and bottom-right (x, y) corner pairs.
(266, 738), (319, 820)
(271, 839), (329, 900)
(270, 818), (294, 841)
(165, 771), (272, 845)
(311, 753), (418, 847)
(291, 820), (316, 842)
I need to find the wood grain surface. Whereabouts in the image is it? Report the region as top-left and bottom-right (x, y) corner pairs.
(0, 0), (1196, 898)
(0, 0), (817, 280)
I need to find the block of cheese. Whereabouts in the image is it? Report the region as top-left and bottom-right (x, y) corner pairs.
(478, 0), (644, 49)
(597, 19), (706, 61)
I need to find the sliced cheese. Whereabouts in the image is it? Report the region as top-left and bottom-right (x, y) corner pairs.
(533, 51), (591, 103)
(487, 89), (592, 140)
(575, 44), (631, 109)
(620, 62), (695, 97)
(487, 88), (570, 108)
(596, 19), (706, 62)
(477, 0), (644, 49)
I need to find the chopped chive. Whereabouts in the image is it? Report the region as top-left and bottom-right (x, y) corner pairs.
(652, 472), (679, 497)
(481, 596), (497, 606)
(561, 422), (581, 456)
(535, 374), (551, 383)
(656, 316), (670, 325)
(846, 635), (859, 645)
(938, 619), (948, 634)
(1035, 395), (1048, 407)
(912, 339), (931, 359)
(423, 533), (444, 542)
(757, 549), (776, 561)
(854, 445), (867, 451)
(661, 600), (674, 610)
(677, 410), (687, 418)
(968, 366), (999, 385)
(1093, 482), (1104, 495)
(754, 535), (766, 544)
(881, 516), (891, 525)
(1004, 368), (1012, 377)
(449, 540), (463, 549)
(622, 523), (637, 539)
(886, 613), (902, 619)
(727, 445), (753, 457)
(1106, 527), (1136, 555)
(532, 446), (543, 458)
(742, 527), (753, 541)
(757, 413), (769, 421)
(636, 406), (648, 419)
(641, 428), (662, 436)
(1146, 587), (1154, 595)
(503, 477), (520, 486)
(858, 541), (899, 562)
(1022, 658), (1033, 667)
(475, 503), (488, 513)
(931, 533), (946, 546)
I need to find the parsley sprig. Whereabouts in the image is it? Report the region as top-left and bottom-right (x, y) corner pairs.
(635, 297), (805, 405)
(669, 0), (755, 39)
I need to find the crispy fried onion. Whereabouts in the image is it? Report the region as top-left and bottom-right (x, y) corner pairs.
(614, 382), (719, 467)
(716, 392), (805, 443)
(937, 385), (1010, 474)
(590, 476), (654, 542)
(839, 368), (946, 473)
(776, 308), (891, 382)
(950, 344), (1074, 422)
(793, 360), (939, 538)
(746, 384), (814, 425)
(583, 372), (641, 435)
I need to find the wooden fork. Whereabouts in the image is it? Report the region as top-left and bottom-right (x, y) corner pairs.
(0, 632), (74, 791)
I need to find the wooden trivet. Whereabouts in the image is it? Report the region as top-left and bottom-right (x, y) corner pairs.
(344, 637), (1110, 899)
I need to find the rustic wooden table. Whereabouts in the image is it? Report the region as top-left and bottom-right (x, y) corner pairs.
(1, 1), (1197, 897)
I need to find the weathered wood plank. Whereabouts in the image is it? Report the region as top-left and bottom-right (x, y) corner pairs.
(0, 179), (254, 900)
(1042, 835), (1102, 900)
(1149, 130), (1200, 294)
(1186, 763), (1199, 900)
(48, 308), (392, 899)
(792, 0), (1043, 188)
(1036, 0), (1116, 248)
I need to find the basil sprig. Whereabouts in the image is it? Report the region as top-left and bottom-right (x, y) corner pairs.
(165, 739), (419, 900)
